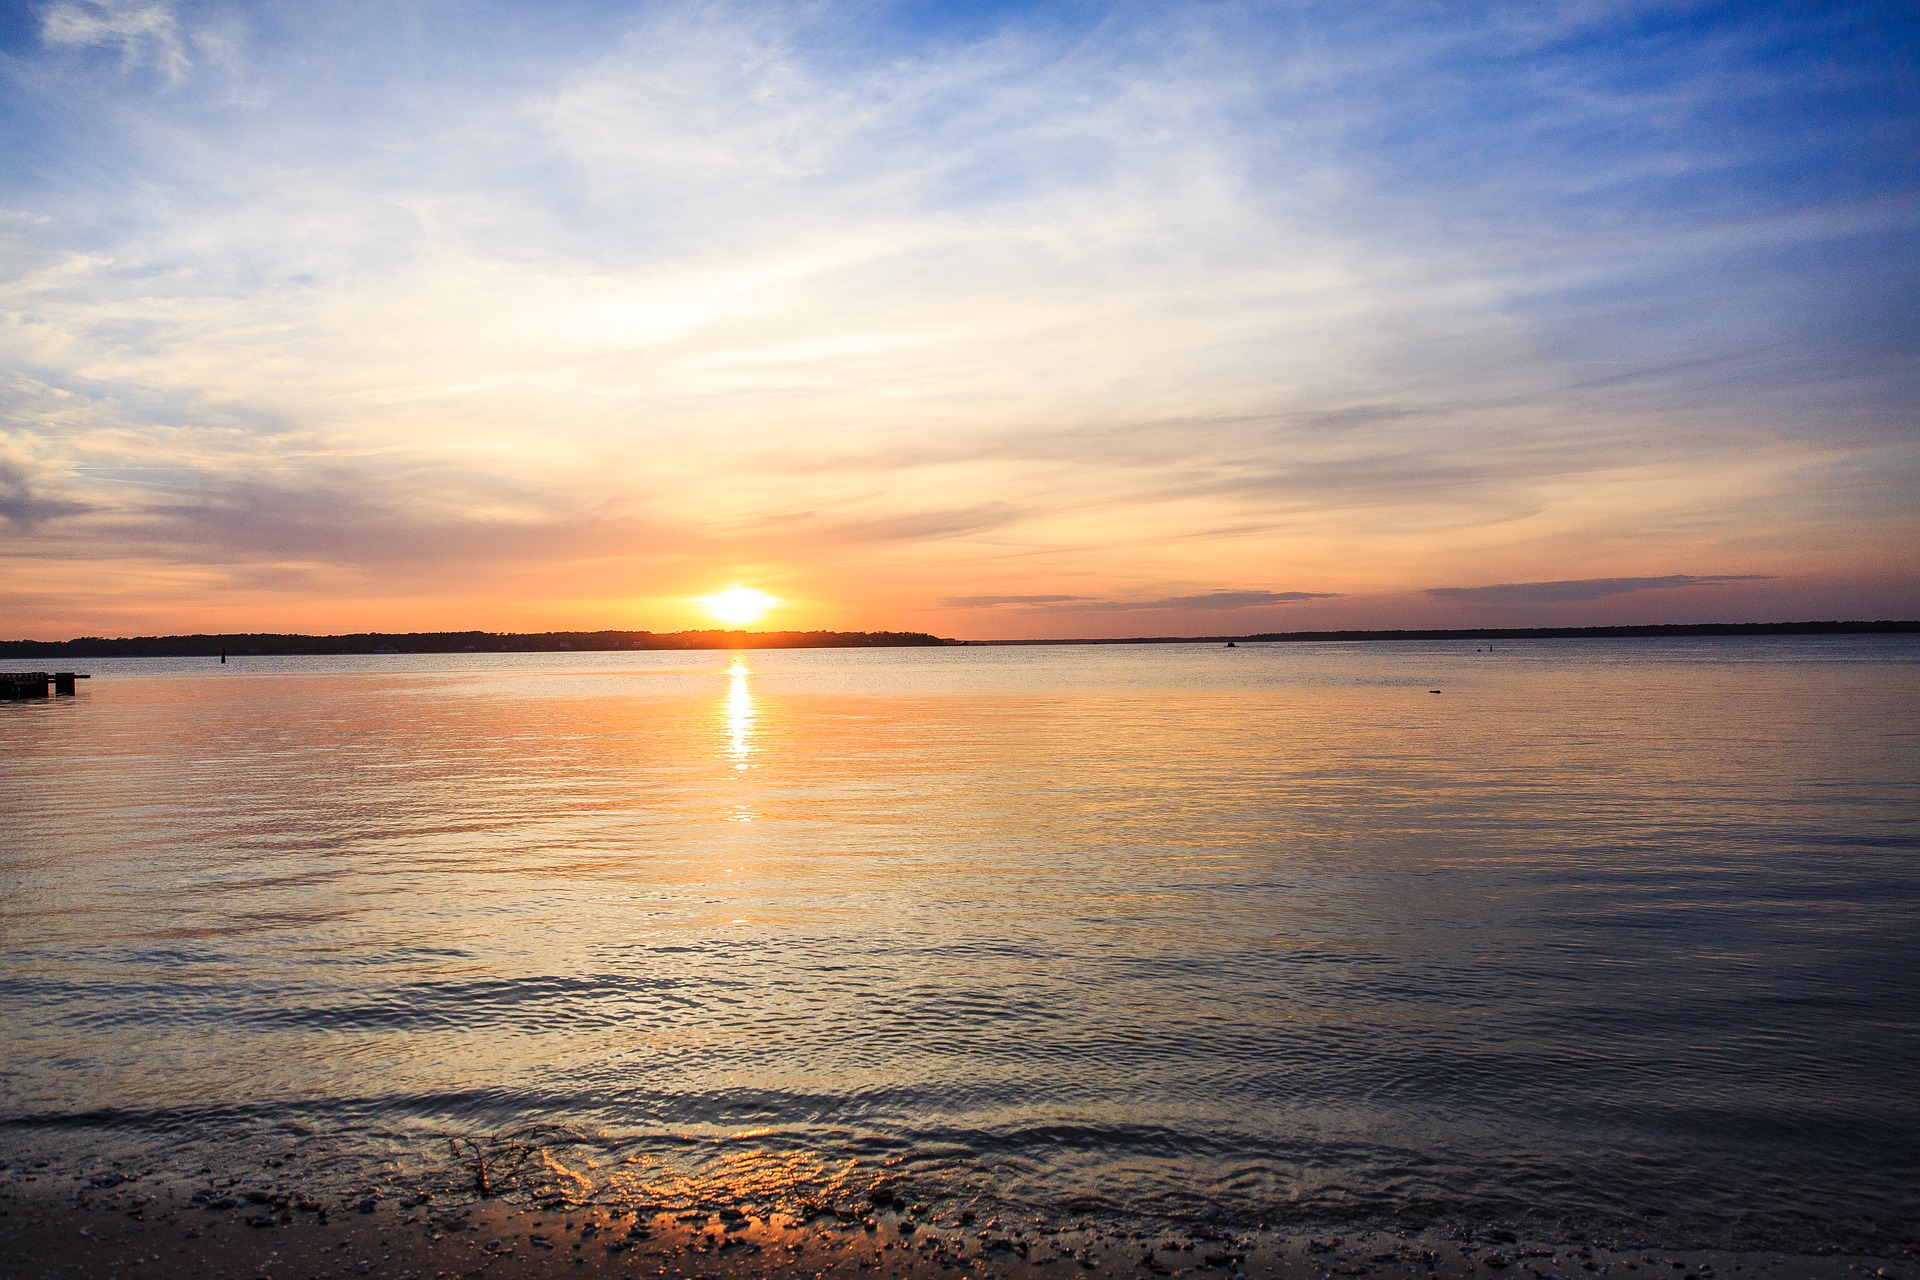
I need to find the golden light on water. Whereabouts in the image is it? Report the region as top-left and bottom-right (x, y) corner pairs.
(701, 587), (777, 626)
(724, 659), (754, 769)
(599, 1147), (874, 1216)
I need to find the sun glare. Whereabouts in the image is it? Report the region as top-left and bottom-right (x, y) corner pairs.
(702, 587), (777, 626)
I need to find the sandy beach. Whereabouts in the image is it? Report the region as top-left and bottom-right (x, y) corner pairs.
(4, 1158), (1909, 1280)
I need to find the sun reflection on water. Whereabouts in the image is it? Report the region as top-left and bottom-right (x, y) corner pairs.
(597, 1146), (873, 1216)
(724, 659), (754, 769)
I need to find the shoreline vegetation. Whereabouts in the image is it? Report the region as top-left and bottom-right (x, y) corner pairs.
(0, 629), (951, 659)
(973, 620), (1920, 645)
(0, 620), (1915, 659)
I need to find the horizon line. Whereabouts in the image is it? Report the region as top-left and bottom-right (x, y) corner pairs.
(2, 619), (1917, 655)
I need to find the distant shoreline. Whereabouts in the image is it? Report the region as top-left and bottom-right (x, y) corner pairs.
(964, 619), (1920, 645)
(0, 628), (949, 659)
(0, 619), (1913, 659)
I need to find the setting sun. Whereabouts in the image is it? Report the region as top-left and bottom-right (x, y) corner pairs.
(701, 587), (777, 627)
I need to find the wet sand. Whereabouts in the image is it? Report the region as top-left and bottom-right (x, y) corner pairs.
(3, 1165), (1908, 1280)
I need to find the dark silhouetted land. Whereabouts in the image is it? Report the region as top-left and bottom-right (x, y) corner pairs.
(3, 620), (1915, 659)
(966, 620), (1920, 644)
(0, 629), (950, 659)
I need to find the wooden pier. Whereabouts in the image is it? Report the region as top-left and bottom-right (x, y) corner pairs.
(0, 671), (91, 699)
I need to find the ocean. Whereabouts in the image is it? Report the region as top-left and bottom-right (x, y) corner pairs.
(3, 638), (1916, 1249)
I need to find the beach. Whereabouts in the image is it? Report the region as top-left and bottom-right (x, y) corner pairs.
(5, 1159), (1907, 1280)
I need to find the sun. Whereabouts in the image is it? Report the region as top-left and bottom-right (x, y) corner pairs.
(701, 587), (778, 627)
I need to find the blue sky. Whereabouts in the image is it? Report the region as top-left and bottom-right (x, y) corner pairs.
(1, 1), (1915, 636)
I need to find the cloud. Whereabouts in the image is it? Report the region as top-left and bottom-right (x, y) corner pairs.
(40, 0), (189, 81)
(942, 594), (1095, 608)
(0, 458), (93, 527)
(1070, 590), (1341, 612)
(813, 504), (1026, 546)
(0, 4), (1914, 633)
(1426, 575), (1775, 605)
(948, 590), (1341, 612)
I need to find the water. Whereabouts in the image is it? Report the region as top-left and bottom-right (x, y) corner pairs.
(3, 638), (1917, 1248)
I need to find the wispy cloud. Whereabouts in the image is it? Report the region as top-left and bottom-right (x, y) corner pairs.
(942, 595), (1095, 608)
(1427, 575), (1775, 605)
(40, 0), (190, 82)
(1071, 591), (1342, 613)
(0, 456), (93, 527)
(0, 3), (1913, 635)
(945, 590), (1340, 612)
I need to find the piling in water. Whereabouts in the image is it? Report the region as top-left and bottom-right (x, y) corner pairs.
(0, 671), (90, 699)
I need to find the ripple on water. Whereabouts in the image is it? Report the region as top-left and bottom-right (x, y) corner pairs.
(1, 640), (1917, 1248)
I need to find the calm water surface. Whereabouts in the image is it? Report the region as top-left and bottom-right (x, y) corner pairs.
(3, 639), (1917, 1246)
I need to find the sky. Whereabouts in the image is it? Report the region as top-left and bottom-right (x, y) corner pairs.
(1, 0), (1916, 640)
